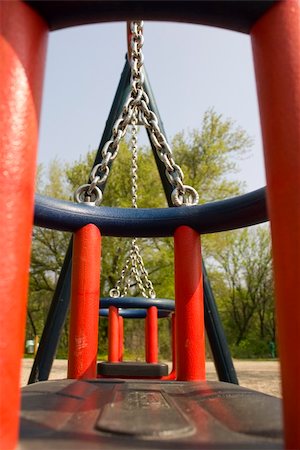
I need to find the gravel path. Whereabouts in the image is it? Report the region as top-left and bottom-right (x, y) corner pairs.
(21, 359), (281, 397)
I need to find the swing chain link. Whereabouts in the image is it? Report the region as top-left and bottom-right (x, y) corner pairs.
(109, 109), (156, 299)
(74, 20), (199, 207)
(109, 238), (156, 299)
(131, 110), (138, 209)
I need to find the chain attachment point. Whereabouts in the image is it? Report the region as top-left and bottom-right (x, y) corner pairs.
(109, 288), (121, 298)
(74, 184), (102, 206)
(171, 185), (199, 207)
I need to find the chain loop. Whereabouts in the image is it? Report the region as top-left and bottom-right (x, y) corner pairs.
(171, 185), (199, 207)
(109, 112), (157, 299)
(131, 110), (138, 209)
(74, 20), (198, 208)
(74, 184), (102, 205)
(109, 238), (157, 299)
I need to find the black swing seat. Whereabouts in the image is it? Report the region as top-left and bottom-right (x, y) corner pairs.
(98, 361), (169, 377)
(20, 379), (283, 449)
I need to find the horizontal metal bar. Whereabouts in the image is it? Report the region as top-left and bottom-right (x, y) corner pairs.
(35, 187), (268, 237)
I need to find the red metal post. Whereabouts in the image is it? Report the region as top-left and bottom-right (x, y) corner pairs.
(0, 2), (48, 449)
(251, 2), (300, 448)
(145, 306), (158, 363)
(162, 313), (176, 380)
(68, 225), (101, 379)
(171, 313), (176, 375)
(108, 306), (119, 362)
(174, 226), (205, 381)
(118, 316), (124, 361)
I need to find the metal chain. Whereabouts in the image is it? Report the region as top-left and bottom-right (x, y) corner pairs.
(131, 111), (138, 209)
(109, 111), (156, 299)
(74, 20), (199, 207)
(109, 238), (156, 299)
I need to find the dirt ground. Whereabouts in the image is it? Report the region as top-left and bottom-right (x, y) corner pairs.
(21, 359), (281, 397)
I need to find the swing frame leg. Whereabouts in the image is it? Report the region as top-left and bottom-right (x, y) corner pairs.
(68, 224), (101, 379)
(174, 226), (205, 381)
(145, 306), (158, 363)
(252, 2), (300, 447)
(108, 306), (120, 363)
(0, 3), (48, 448)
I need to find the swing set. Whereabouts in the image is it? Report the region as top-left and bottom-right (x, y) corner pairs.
(1, 1), (300, 449)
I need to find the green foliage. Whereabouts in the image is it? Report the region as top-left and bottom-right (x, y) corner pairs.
(65, 151), (96, 195)
(28, 161), (71, 345)
(230, 339), (271, 359)
(206, 225), (275, 357)
(172, 109), (252, 202)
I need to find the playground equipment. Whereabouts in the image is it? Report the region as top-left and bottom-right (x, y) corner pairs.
(97, 297), (175, 378)
(1, 1), (300, 449)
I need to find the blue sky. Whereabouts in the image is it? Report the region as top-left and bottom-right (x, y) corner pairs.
(38, 21), (266, 193)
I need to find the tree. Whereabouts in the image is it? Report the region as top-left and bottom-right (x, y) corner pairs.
(207, 225), (275, 356)
(172, 109), (252, 202)
(27, 161), (71, 349)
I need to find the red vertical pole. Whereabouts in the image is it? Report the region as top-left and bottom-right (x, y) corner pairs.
(145, 306), (158, 363)
(162, 313), (176, 380)
(108, 306), (119, 362)
(68, 225), (101, 379)
(0, 3), (48, 449)
(174, 226), (205, 381)
(171, 313), (176, 375)
(251, 2), (300, 448)
(118, 316), (124, 361)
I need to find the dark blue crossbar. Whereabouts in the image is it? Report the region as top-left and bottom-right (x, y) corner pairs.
(34, 187), (267, 237)
(100, 297), (175, 311)
(99, 308), (171, 319)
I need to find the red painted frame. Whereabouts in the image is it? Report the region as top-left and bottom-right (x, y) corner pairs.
(118, 316), (124, 361)
(174, 226), (206, 381)
(145, 306), (158, 363)
(0, 2), (48, 448)
(251, 2), (300, 447)
(108, 306), (119, 362)
(67, 224), (101, 379)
